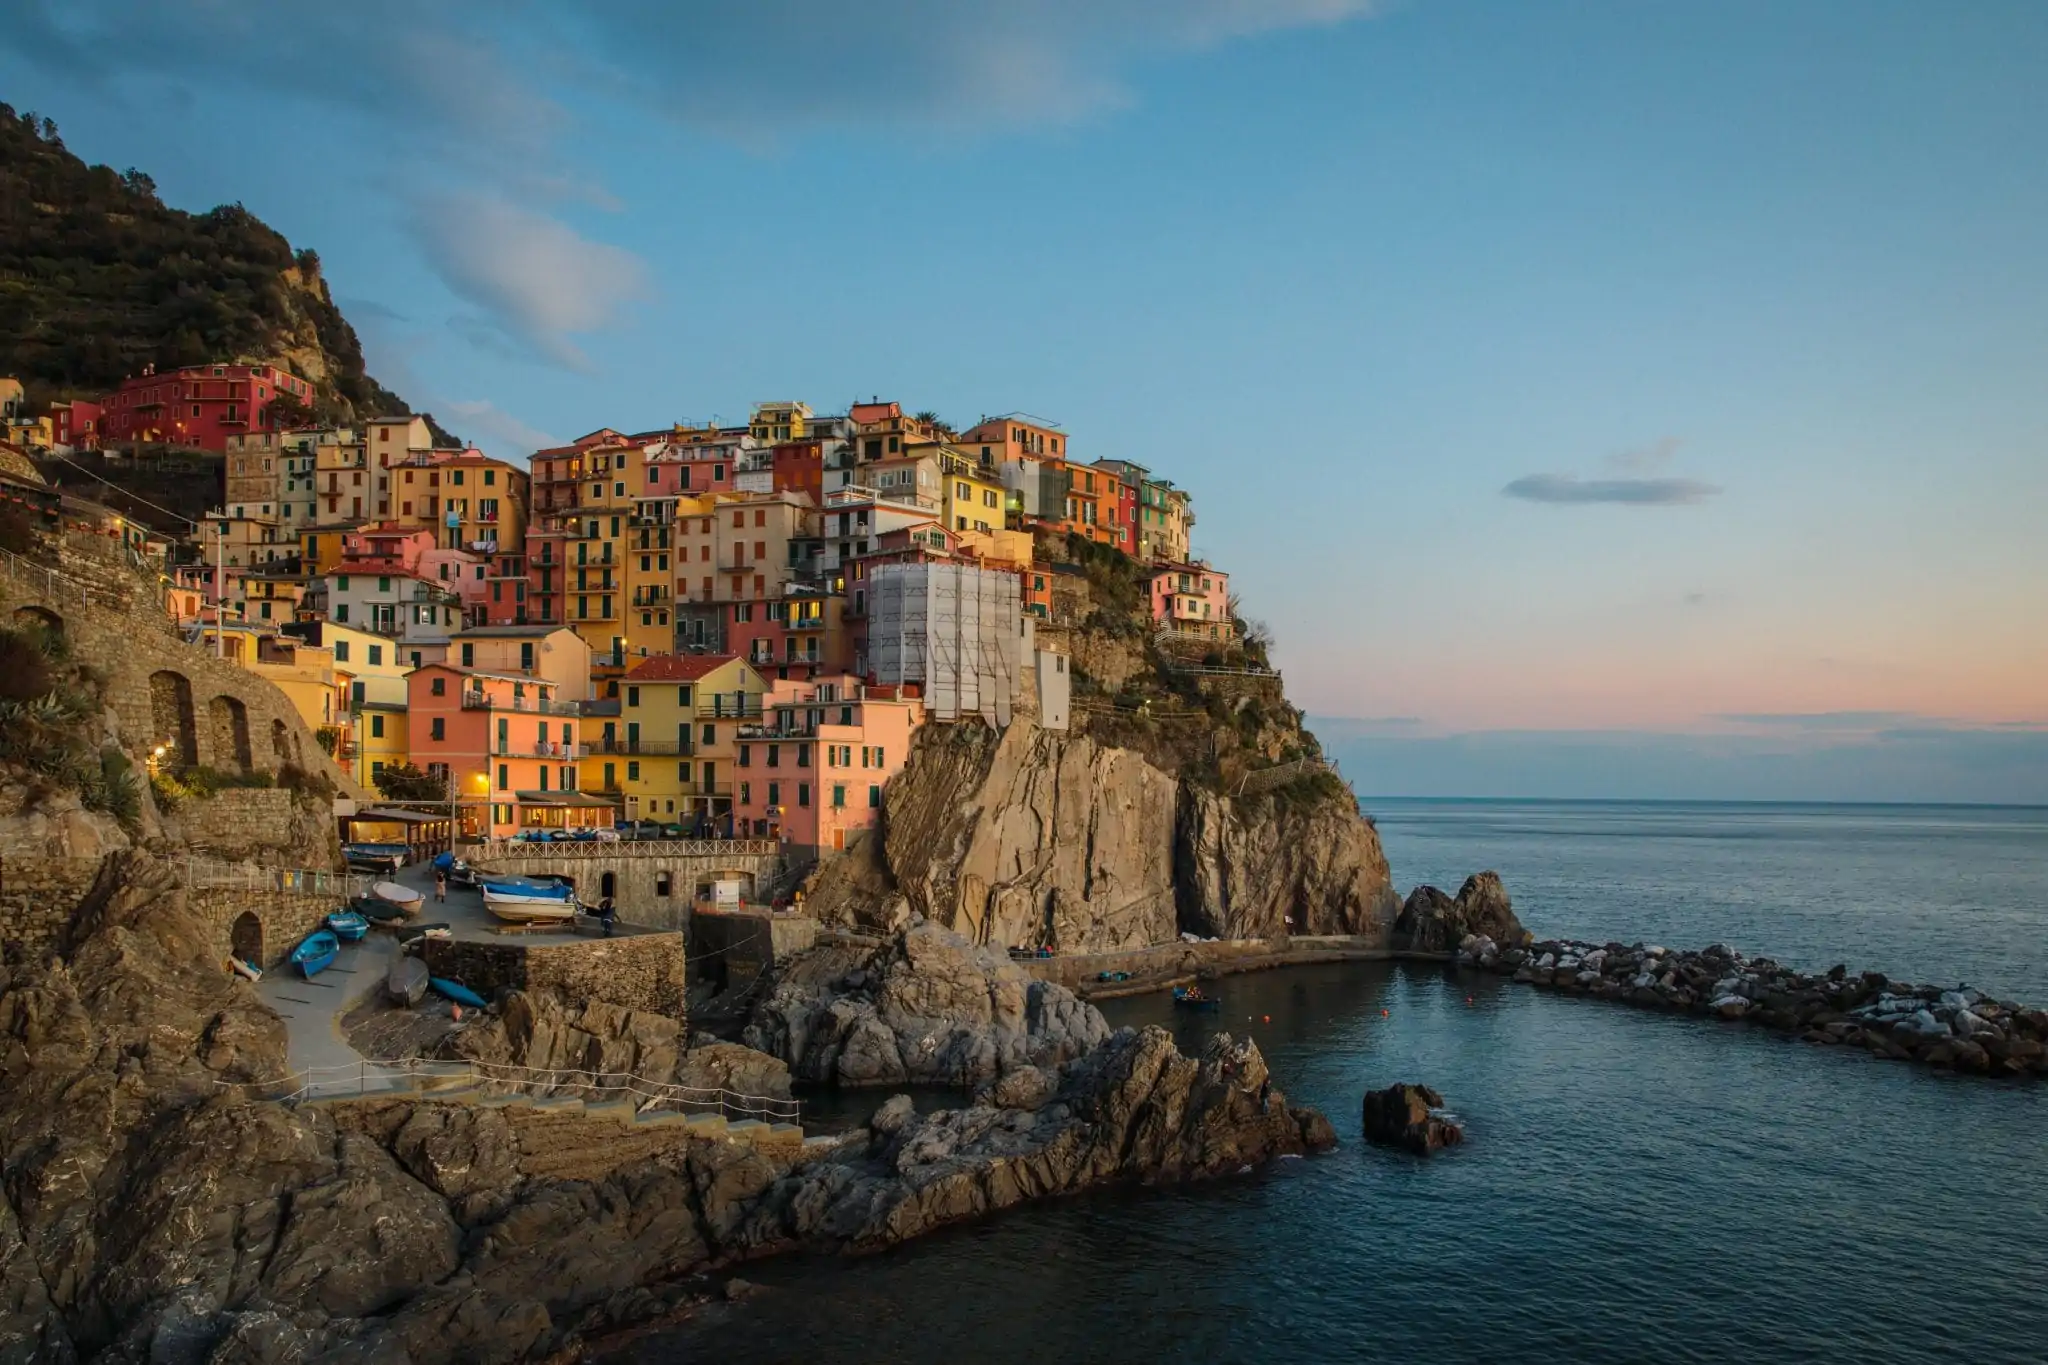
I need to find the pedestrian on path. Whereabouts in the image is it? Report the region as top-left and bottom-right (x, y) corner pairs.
(434, 870), (448, 904)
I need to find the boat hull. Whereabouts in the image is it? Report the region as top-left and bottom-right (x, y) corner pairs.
(290, 930), (342, 979)
(386, 957), (428, 1007)
(478, 877), (578, 923)
(325, 911), (369, 942)
(372, 880), (424, 915)
(430, 977), (487, 1009)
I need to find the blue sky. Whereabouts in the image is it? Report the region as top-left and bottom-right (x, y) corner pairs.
(4, 1), (2044, 800)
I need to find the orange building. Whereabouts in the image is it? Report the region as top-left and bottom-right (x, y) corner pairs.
(405, 664), (612, 838)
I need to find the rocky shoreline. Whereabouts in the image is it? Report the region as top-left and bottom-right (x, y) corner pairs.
(1457, 934), (2048, 1078)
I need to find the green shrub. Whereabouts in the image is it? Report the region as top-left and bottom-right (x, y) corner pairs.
(82, 746), (141, 828)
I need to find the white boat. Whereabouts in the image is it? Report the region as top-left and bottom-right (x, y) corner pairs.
(478, 876), (578, 923)
(373, 880), (425, 915)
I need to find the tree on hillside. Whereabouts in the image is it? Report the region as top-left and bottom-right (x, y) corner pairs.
(373, 762), (448, 802)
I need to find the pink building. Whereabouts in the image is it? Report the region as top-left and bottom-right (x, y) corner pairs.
(730, 673), (924, 851)
(337, 524), (488, 621)
(1148, 561), (1232, 639)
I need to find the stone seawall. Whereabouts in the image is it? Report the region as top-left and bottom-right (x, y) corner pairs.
(423, 932), (688, 1018)
(690, 909), (818, 988)
(1019, 934), (1403, 998)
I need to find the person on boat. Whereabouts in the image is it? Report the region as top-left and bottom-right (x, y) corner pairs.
(598, 894), (618, 937)
(434, 870), (448, 904)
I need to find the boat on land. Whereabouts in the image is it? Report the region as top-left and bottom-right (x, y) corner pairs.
(1172, 985), (1221, 1012)
(430, 977), (487, 1009)
(352, 895), (408, 925)
(290, 930), (341, 979)
(373, 880), (424, 915)
(478, 875), (579, 923)
(325, 910), (369, 942)
(344, 842), (409, 873)
(394, 921), (452, 946)
(387, 956), (428, 1007)
(229, 957), (262, 982)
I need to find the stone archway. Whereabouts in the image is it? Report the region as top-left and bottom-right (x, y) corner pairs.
(209, 695), (253, 774)
(599, 871), (618, 902)
(230, 911), (264, 966)
(149, 670), (198, 769)
(10, 604), (63, 643)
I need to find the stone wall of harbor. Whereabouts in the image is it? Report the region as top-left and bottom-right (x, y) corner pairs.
(471, 842), (784, 933)
(423, 931), (688, 1019)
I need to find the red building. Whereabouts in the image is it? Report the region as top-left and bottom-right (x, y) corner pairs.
(98, 363), (316, 451)
(771, 440), (825, 507)
(48, 400), (103, 450)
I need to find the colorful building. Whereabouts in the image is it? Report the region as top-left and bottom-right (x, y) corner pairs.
(731, 674), (925, 849)
(609, 655), (767, 830)
(97, 362), (317, 451)
(1149, 561), (1232, 639)
(405, 664), (606, 838)
(448, 623), (593, 702)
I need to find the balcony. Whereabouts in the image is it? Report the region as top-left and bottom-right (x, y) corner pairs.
(737, 721), (817, 740)
(632, 586), (672, 606)
(495, 740), (574, 758)
(695, 698), (765, 720)
(580, 737), (692, 757)
(461, 692), (581, 716)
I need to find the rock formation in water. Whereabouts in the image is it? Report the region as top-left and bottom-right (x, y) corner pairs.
(742, 921), (1110, 1087)
(821, 720), (1399, 952)
(1390, 872), (1528, 953)
(1360, 1083), (1465, 1156)
(1461, 936), (2048, 1078)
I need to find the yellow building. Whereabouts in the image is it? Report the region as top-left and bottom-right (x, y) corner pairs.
(355, 702), (410, 790)
(298, 523), (363, 575)
(449, 623), (593, 701)
(606, 654), (765, 829)
(749, 401), (811, 443)
(936, 446), (1007, 537)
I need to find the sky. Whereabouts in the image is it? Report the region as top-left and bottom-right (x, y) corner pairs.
(2, 0), (2044, 801)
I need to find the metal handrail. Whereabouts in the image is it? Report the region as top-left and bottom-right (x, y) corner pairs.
(473, 838), (780, 860)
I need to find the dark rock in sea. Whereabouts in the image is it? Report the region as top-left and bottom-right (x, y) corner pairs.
(1392, 872), (1528, 954)
(1361, 1083), (1465, 1156)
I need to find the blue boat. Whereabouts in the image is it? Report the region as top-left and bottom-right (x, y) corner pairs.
(325, 909), (369, 942)
(290, 929), (341, 979)
(430, 977), (487, 1009)
(1172, 985), (1221, 1012)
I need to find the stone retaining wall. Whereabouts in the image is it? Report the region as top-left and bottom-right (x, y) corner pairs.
(423, 932), (688, 1018)
(192, 883), (340, 969)
(473, 845), (783, 933)
(689, 909), (818, 987)
(1019, 934), (1403, 996)
(0, 855), (105, 962)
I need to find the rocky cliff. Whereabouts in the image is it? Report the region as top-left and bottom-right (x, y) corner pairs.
(818, 719), (1398, 951)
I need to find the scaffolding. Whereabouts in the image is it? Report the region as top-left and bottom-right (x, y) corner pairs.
(870, 562), (1020, 725)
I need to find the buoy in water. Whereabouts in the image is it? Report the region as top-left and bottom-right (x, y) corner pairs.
(1466, 995), (1475, 1005)
(1380, 1008), (1390, 1018)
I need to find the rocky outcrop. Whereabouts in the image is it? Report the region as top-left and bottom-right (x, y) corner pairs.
(449, 988), (792, 1100)
(1361, 1083), (1464, 1156)
(1175, 786), (1396, 939)
(743, 923), (1111, 1088)
(1390, 872), (1527, 954)
(832, 720), (1397, 953)
(1461, 936), (2048, 1078)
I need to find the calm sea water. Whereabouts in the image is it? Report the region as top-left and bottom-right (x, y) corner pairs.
(626, 801), (2048, 1364)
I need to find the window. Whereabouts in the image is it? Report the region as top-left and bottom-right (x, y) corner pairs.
(521, 642), (535, 671)
(430, 717), (445, 740)
(368, 644), (383, 666)
(678, 761), (691, 783)
(767, 744), (780, 769)
(627, 761), (640, 781)
(798, 782), (811, 808)
(797, 743), (811, 768)
(498, 763), (509, 790)
(678, 684), (692, 705)
(832, 784), (846, 809)
(627, 686), (640, 707)
(767, 781), (780, 808)
(378, 576), (390, 592)
(656, 872), (672, 897)
(739, 781), (751, 804)
(738, 745), (751, 768)
(334, 641), (350, 663)
(370, 714), (385, 738)
(431, 676), (446, 696)
(869, 784), (881, 809)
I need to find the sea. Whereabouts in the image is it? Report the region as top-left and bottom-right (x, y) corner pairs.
(621, 800), (2048, 1364)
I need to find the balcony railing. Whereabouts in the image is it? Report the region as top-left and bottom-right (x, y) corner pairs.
(581, 737), (692, 756)
(695, 699), (764, 720)
(632, 587), (671, 606)
(461, 692), (581, 716)
(494, 740), (574, 758)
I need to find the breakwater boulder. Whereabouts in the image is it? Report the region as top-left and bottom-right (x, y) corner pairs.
(1392, 872), (1528, 954)
(1458, 935), (2048, 1078)
(1361, 1083), (1464, 1155)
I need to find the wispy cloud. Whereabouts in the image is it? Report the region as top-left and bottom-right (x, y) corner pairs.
(1503, 473), (1722, 506)
(438, 400), (562, 456)
(408, 192), (648, 370)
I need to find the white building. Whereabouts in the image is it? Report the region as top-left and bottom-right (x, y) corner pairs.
(867, 562), (1026, 725)
(322, 568), (462, 664)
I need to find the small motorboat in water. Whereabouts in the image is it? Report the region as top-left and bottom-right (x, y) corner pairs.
(479, 876), (578, 923)
(386, 956), (429, 1007)
(1172, 985), (1221, 1012)
(325, 909), (370, 942)
(373, 880), (425, 915)
(289, 929), (341, 979)
(430, 977), (487, 1009)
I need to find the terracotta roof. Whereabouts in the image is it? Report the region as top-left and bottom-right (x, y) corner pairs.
(627, 653), (743, 682)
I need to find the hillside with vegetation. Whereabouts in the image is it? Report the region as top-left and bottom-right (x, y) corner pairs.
(0, 104), (427, 430)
